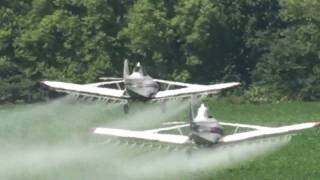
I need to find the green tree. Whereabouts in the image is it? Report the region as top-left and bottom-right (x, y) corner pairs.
(251, 0), (320, 100)
(120, 0), (281, 86)
(0, 0), (130, 102)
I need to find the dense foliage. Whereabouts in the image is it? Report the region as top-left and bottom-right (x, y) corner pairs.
(0, 0), (319, 103)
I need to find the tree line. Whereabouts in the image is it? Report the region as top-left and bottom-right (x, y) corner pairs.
(0, 0), (319, 103)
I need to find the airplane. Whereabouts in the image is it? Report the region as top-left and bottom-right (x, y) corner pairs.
(42, 60), (240, 113)
(90, 104), (320, 146)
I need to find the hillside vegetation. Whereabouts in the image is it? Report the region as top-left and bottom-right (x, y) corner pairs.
(1, 0), (320, 103)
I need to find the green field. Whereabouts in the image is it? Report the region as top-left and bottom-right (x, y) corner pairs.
(0, 97), (319, 179)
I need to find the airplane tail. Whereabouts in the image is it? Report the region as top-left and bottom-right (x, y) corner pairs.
(123, 59), (130, 78)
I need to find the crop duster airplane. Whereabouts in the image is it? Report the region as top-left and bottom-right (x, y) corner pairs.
(42, 60), (240, 113)
(91, 104), (320, 146)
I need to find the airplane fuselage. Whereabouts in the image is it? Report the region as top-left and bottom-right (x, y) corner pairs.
(124, 73), (159, 100)
(190, 104), (224, 144)
(191, 121), (224, 144)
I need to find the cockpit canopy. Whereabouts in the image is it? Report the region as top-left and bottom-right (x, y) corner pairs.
(128, 62), (149, 79)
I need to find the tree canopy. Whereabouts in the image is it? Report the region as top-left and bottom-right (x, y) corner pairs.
(0, 0), (319, 103)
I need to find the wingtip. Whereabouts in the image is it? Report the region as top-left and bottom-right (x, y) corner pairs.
(41, 80), (53, 86)
(228, 82), (241, 87)
(315, 122), (320, 128)
(89, 128), (96, 133)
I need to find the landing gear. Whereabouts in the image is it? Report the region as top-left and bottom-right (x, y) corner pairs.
(123, 103), (129, 114)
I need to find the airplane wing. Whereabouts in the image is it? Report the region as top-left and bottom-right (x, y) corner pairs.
(153, 82), (240, 99)
(91, 127), (190, 144)
(219, 122), (320, 143)
(42, 81), (128, 99)
(91, 121), (319, 145)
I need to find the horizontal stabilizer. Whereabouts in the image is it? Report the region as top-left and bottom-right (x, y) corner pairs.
(99, 77), (123, 81)
(154, 82), (240, 99)
(219, 122), (272, 130)
(154, 79), (201, 87)
(144, 124), (189, 133)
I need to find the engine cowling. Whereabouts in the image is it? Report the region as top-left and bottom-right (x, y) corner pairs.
(190, 121), (224, 145)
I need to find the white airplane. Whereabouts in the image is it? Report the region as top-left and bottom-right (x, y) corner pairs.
(42, 60), (240, 113)
(91, 104), (320, 146)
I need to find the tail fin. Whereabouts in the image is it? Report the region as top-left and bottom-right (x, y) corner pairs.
(123, 59), (130, 78)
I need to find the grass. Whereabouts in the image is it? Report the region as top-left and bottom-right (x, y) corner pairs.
(0, 97), (319, 179)
(208, 100), (320, 180)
